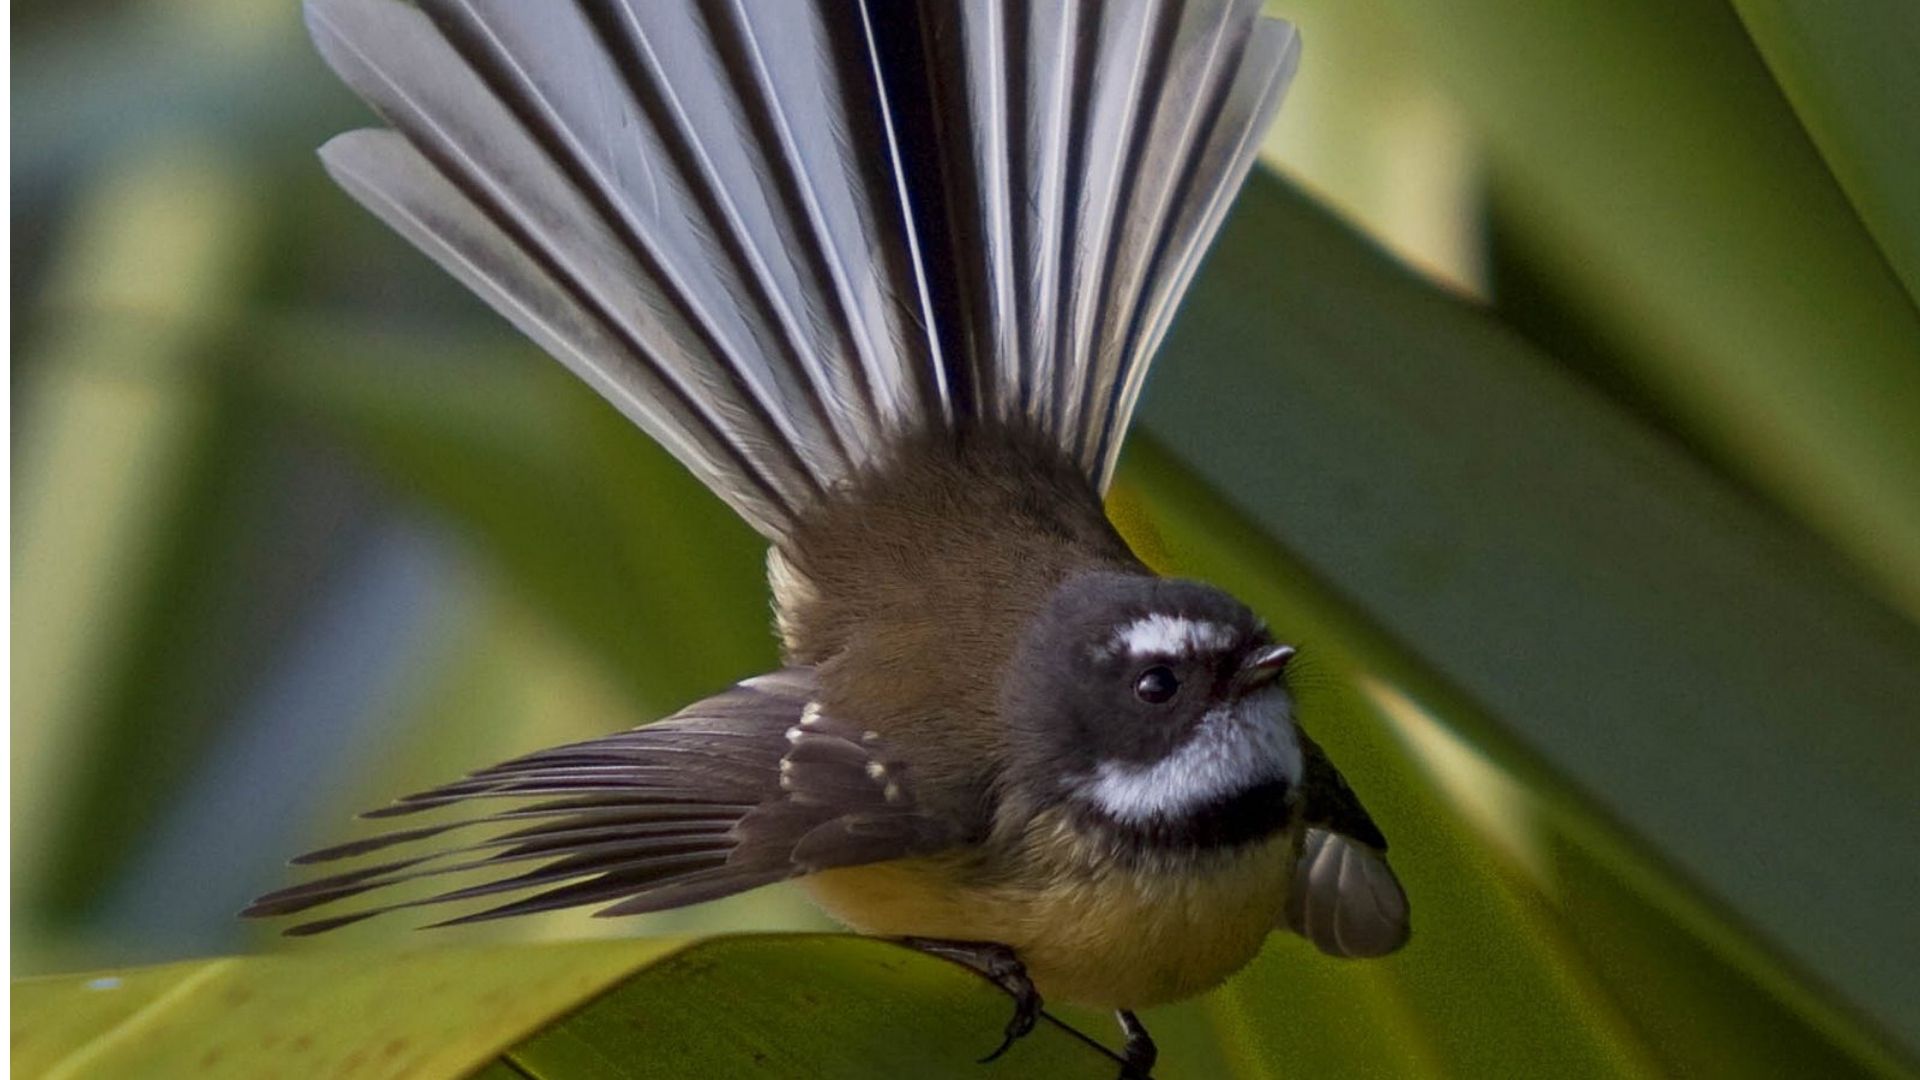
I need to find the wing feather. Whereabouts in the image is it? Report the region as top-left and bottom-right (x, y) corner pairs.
(244, 669), (958, 935)
(1281, 733), (1410, 958)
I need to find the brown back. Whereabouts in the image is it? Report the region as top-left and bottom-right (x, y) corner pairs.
(777, 423), (1148, 831)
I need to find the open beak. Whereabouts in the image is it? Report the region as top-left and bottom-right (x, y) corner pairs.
(1234, 643), (1296, 695)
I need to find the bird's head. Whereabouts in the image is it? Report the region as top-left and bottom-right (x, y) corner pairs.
(1002, 572), (1302, 847)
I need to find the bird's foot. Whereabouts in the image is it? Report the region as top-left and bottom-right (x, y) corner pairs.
(899, 938), (1041, 1064)
(1116, 1009), (1157, 1079)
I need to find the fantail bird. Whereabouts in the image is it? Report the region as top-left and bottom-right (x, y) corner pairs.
(248, 0), (1411, 1074)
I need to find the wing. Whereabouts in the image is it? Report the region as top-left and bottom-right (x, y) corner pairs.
(1282, 732), (1411, 958)
(243, 669), (957, 935)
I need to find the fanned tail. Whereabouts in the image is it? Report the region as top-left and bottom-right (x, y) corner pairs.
(306, 0), (1298, 538)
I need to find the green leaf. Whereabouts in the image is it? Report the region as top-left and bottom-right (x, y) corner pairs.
(11, 937), (1123, 1079)
(1371, 0), (1920, 620)
(1125, 454), (1883, 1078)
(1134, 168), (1920, 1068)
(1725, 0), (1920, 306)
(506, 937), (1121, 1079)
(11, 939), (683, 1078)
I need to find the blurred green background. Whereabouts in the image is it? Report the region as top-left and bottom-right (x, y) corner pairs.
(12, 0), (1920, 1076)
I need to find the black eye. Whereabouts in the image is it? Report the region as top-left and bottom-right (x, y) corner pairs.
(1134, 665), (1180, 704)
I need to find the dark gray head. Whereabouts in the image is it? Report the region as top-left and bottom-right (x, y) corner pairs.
(1003, 571), (1302, 848)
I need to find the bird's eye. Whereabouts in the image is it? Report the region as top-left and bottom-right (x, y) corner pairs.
(1134, 665), (1180, 704)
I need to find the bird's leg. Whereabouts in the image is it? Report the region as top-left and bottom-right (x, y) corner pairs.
(1116, 1010), (1157, 1079)
(899, 937), (1041, 1064)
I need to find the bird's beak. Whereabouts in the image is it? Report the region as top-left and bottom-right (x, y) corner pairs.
(1234, 643), (1295, 696)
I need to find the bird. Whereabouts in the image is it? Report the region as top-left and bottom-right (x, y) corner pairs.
(248, 0), (1411, 1075)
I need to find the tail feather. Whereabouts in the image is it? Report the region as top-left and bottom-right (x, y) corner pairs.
(305, 0), (1299, 539)
(720, 1), (955, 432)
(1051, 0), (1163, 460)
(1008, 3), (1079, 428)
(1096, 10), (1300, 483)
(433, 1), (860, 478)
(317, 128), (799, 536)
(597, 1), (916, 460)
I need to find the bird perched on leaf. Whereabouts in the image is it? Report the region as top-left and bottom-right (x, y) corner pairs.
(250, 1), (1410, 1074)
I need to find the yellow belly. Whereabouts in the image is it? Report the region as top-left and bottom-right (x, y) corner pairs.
(802, 819), (1301, 1009)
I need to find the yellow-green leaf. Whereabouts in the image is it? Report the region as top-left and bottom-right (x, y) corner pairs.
(13, 940), (683, 1079)
(11, 937), (1125, 1080)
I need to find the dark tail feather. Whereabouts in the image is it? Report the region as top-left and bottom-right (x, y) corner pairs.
(860, 0), (1298, 487)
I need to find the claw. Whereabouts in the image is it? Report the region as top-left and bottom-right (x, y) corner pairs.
(978, 983), (1039, 1063)
(1116, 1009), (1157, 1079)
(899, 938), (1042, 1065)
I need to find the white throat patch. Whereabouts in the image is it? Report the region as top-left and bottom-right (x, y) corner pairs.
(1077, 690), (1302, 823)
(1104, 614), (1239, 661)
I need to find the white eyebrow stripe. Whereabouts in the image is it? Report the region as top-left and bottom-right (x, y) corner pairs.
(1108, 614), (1238, 660)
